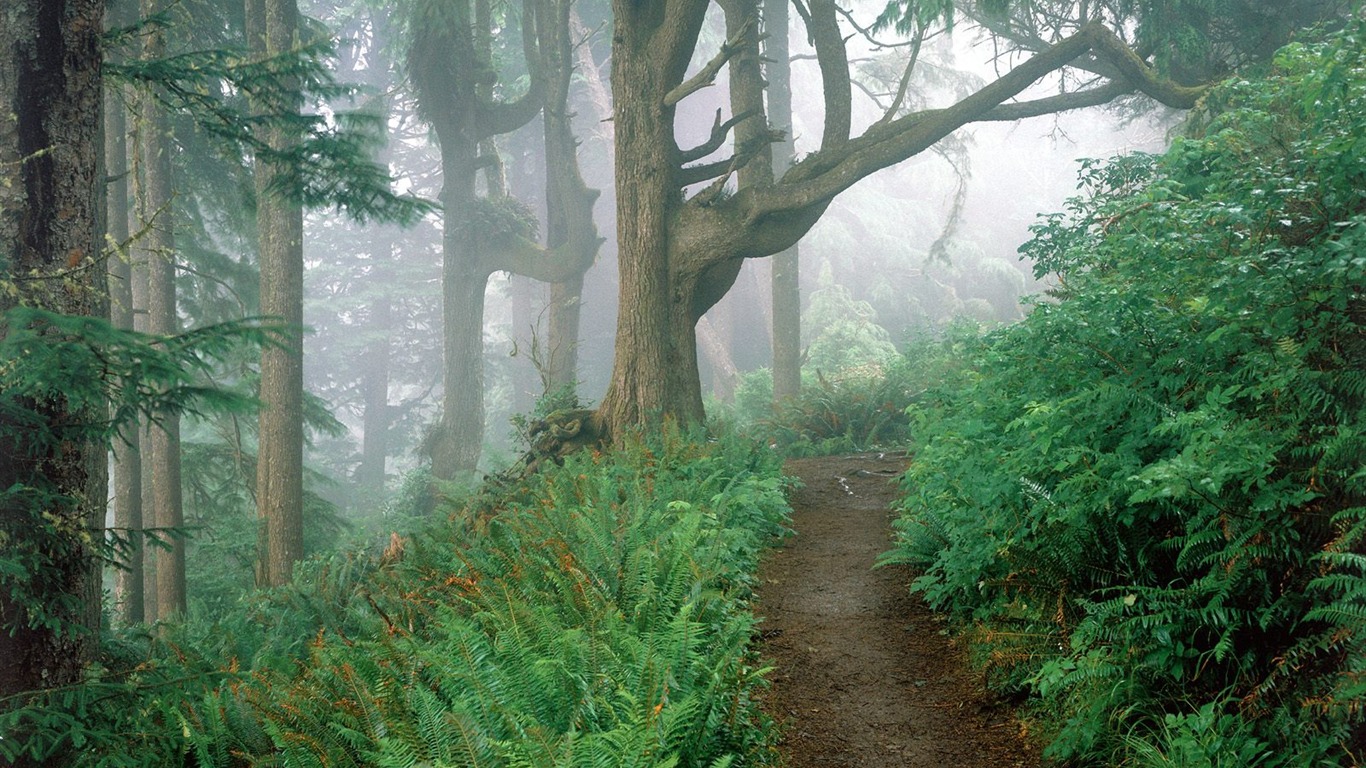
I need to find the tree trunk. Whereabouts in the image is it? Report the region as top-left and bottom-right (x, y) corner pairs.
(546, 275), (583, 392)
(413, 0), (600, 473)
(0, 0), (106, 716)
(764, 0), (801, 402)
(105, 45), (145, 625)
(140, 0), (186, 618)
(598, 19), (700, 430)
(509, 273), (541, 413)
(430, 189), (490, 479)
(251, 0), (306, 587)
(357, 291), (392, 494)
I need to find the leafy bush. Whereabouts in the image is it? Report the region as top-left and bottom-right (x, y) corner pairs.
(2, 428), (790, 767)
(735, 323), (979, 456)
(884, 25), (1366, 766)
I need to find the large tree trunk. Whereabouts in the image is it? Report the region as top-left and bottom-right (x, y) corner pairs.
(430, 191), (490, 480)
(105, 34), (145, 625)
(0, 0), (106, 718)
(251, 0), (306, 587)
(597, 18), (702, 430)
(766, 0), (801, 402)
(427, 131), (489, 479)
(140, 0), (186, 618)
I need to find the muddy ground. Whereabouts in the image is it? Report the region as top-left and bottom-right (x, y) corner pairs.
(754, 453), (1040, 767)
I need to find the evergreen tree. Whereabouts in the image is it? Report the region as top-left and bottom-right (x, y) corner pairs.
(0, 0), (107, 721)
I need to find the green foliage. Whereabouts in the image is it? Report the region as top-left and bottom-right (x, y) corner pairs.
(106, 8), (432, 225)
(885, 24), (1366, 766)
(730, 324), (978, 457)
(804, 262), (898, 375)
(2, 428), (790, 767)
(0, 308), (271, 643)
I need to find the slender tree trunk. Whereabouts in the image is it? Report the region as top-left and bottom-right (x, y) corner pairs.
(766, 0), (801, 401)
(140, 0), (186, 618)
(698, 314), (739, 401)
(0, 0), (106, 716)
(250, 0), (306, 586)
(357, 290), (392, 493)
(509, 273), (541, 412)
(546, 275), (583, 392)
(106, 38), (145, 625)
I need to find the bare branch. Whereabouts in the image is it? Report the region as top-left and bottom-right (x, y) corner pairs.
(834, 4), (916, 50)
(808, 0), (851, 148)
(745, 21), (1206, 226)
(979, 80), (1131, 121)
(679, 107), (762, 163)
(664, 18), (762, 107)
(873, 27), (926, 125)
(680, 127), (782, 186)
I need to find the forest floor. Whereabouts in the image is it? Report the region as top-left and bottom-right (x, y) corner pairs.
(754, 453), (1041, 768)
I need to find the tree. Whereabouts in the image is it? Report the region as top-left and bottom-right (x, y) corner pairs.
(766, 0), (800, 402)
(0, 0), (106, 719)
(138, 0), (189, 618)
(408, 0), (600, 480)
(249, 0), (307, 588)
(594, 0), (1222, 435)
(106, 0), (146, 627)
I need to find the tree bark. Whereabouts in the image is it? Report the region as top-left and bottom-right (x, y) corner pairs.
(105, 7), (145, 625)
(597, 7), (710, 431)
(0, 0), (106, 717)
(140, 0), (186, 618)
(766, 0), (801, 402)
(546, 275), (583, 392)
(250, 0), (306, 587)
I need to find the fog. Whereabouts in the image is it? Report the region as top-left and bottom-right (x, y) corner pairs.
(298, 4), (1177, 491)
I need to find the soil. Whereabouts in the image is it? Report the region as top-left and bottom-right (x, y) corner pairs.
(755, 452), (1040, 768)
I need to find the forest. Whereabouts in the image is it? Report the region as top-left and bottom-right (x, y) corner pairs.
(1, 0), (1362, 766)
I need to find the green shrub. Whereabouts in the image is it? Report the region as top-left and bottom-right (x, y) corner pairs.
(2, 428), (790, 767)
(885, 24), (1366, 766)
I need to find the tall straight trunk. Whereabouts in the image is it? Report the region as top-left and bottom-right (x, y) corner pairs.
(766, 0), (801, 401)
(509, 273), (541, 413)
(106, 67), (144, 626)
(250, 0), (306, 586)
(129, 83), (153, 619)
(140, 0), (186, 618)
(431, 149), (490, 478)
(546, 275), (583, 392)
(0, 0), (106, 714)
(357, 291), (392, 493)
(131, 109), (156, 620)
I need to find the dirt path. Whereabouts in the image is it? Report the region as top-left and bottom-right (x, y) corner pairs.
(755, 453), (1039, 768)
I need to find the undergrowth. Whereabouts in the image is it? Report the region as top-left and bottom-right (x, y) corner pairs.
(728, 327), (976, 457)
(1, 427), (790, 767)
(884, 24), (1366, 767)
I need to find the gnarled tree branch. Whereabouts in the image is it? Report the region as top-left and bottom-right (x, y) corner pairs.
(679, 107), (762, 163)
(664, 16), (761, 106)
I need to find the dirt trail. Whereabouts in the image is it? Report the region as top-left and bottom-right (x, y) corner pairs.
(755, 453), (1039, 768)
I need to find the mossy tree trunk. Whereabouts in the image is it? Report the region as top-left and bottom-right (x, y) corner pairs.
(0, 0), (106, 721)
(106, 0), (145, 627)
(410, 0), (600, 480)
